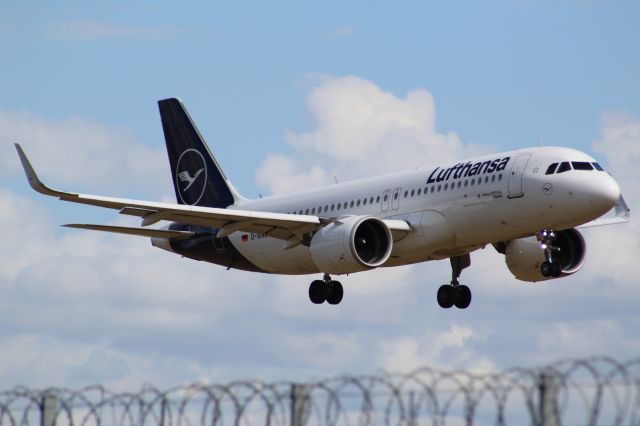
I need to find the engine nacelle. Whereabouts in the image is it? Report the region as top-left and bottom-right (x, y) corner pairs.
(504, 229), (586, 282)
(310, 216), (393, 275)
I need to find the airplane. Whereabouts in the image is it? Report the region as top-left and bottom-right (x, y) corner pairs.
(15, 98), (630, 309)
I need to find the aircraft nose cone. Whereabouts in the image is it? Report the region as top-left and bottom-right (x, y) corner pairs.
(592, 174), (621, 211)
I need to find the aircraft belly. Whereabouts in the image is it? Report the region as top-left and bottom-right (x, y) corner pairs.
(229, 234), (318, 275)
(387, 210), (457, 263)
(167, 227), (265, 273)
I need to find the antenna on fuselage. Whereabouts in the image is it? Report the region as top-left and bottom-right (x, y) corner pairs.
(537, 138), (544, 147)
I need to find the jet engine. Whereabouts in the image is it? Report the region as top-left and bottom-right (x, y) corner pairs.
(310, 216), (393, 275)
(503, 229), (586, 282)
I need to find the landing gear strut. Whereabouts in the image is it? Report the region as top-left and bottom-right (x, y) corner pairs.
(309, 273), (344, 305)
(537, 230), (561, 278)
(437, 254), (472, 309)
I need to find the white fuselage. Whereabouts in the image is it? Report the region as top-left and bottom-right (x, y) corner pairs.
(219, 146), (620, 275)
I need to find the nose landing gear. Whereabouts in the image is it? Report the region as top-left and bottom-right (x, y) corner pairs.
(437, 254), (472, 309)
(309, 273), (344, 305)
(537, 230), (562, 278)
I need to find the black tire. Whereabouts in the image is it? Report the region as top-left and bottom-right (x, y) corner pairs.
(327, 281), (344, 305)
(551, 262), (562, 278)
(454, 285), (472, 309)
(541, 261), (552, 277)
(309, 280), (327, 304)
(437, 285), (454, 309)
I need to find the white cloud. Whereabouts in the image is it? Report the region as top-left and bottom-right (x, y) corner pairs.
(592, 111), (640, 194)
(256, 76), (495, 194)
(2, 76), (640, 392)
(0, 110), (169, 197)
(45, 20), (178, 42)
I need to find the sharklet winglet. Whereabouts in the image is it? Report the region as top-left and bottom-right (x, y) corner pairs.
(14, 143), (64, 198)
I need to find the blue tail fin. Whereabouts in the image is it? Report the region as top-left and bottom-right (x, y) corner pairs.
(158, 98), (240, 208)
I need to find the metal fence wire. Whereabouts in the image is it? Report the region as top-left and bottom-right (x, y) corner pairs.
(1, 357), (639, 426)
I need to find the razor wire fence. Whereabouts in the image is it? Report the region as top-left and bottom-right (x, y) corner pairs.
(1, 357), (639, 426)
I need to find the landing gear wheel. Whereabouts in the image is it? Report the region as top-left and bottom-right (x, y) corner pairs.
(541, 261), (561, 278)
(454, 285), (472, 309)
(437, 285), (455, 309)
(327, 281), (344, 305)
(309, 280), (327, 304)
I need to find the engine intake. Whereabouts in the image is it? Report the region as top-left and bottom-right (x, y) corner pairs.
(504, 228), (586, 282)
(310, 216), (393, 274)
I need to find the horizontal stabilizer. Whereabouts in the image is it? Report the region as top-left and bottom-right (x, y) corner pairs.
(63, 224), (195, 239)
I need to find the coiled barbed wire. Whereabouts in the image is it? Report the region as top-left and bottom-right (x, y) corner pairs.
(1, 357), (639, 426)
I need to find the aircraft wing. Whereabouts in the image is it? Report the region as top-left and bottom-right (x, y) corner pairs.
(16, 144), (410, 242)
(578, 195), (631, 228)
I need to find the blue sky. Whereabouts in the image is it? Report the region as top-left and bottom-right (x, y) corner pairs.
(1, 1), (640, 389)
(3, 1), (639, 195)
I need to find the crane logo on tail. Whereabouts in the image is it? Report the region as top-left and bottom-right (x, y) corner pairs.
(178, 168), (204, 191)
(175, 149), (207, 205)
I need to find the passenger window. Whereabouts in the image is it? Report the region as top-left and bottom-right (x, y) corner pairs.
(545, 163), (558, 175)
(324, 206), (328, 213)
(444, 183), (448, 190)
(376, 196), (381, 203)
(437, 185), (441, 192)
(491, 175), (495, 182)
(464, 180), (468, 187)
(404, 191), (408, 198)
(370, 197), (374, 204)
(383, 194), (388, 202)
(417, 189), (421, 195)
(411, 189), (415, 197)
(556, 162), (572, 173)
(298, 210), (303, 215)
(356, 199), (361, 207)
(344, 202), (348, 209)
(305, 209), (309, 214)
(363, 198), (367, 206)
(498, 174), (503, 181)
(572, 161), (594, 171)
(592, 162), (604, 171)
(431, 186), (435, 193)
(311, 208), (315, 214)
(394, 192), (399, 200)
(471, 179), (475, 186)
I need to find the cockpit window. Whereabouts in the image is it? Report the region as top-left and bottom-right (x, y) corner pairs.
(592, 162), (604, 171)
(556, 161), (572, 173)
(571, 161), (594, 170)
(545, 163), (558, 175)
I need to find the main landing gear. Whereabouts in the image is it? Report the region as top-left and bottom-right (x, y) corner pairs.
(309, 273), (344, 305)
(437, 254), (472, 309)
(537, 230), (562, 278)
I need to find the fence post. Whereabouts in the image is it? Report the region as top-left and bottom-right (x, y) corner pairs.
(407, 391), (417, 426)
(290, 384), (309, 426)
(537, 372), (560, 426)
(40, 393), (59, 426)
